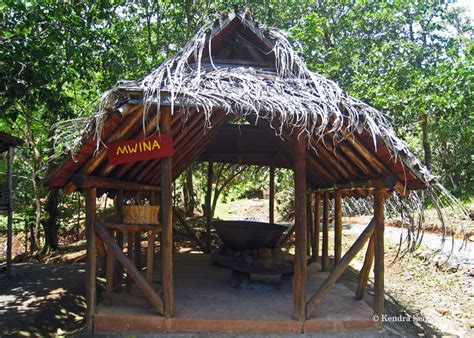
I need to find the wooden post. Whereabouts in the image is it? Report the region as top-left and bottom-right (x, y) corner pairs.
(6, 146), (14, 277)
(115, 190), (124, 287)
(146, 230), (154, 284)
(205, 161), (213, 253)
(134, 232), (141, 269)
(314, 193), (321, 262)
(293, 138), (307, 322)
(126, 232), (133, 292)
(269, 166), (275, 224)
(373, 188), (385, 326)
(161, 108), (174, 318)
(356, 234), (375, 300)
(334, 190), (342, 265)
(322, 192), (329, 271)
(85, 187), (97, 333)
(307, 192), (314, 257)
(105, 229), (115, 292)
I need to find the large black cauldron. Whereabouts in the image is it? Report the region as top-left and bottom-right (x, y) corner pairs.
(214, 221), (287, 250)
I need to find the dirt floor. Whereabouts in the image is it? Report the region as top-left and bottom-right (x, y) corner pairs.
(0, 199), (472, 336)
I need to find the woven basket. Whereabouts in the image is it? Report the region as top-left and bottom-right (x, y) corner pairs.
(123, 205), (160, 225)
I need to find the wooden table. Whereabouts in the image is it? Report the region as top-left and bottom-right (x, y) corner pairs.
(102, 223), (162, 292)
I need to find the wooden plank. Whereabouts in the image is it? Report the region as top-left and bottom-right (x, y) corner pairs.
(114, 190), (124, 289)
(356, 234), (375, 300)
(269, 166), (275, 223)
(373, 188), (385, 326)
(103, 223), (162, 232)
(313, 193), (321, 262)
(160, 107), (174, 318)
(72, 174), (161, 191)
(95, 222), (164, 314)
(293, 136), (307, 322)
(6, 146), (13, 277)
(205, 162), (213, 254)
(334, 190), (342, 265)
(322, 192), (329, 271)
(85, 187), (97, 333)
(306, 217), (375, 318)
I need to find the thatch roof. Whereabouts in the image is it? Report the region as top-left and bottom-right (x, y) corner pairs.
(45, 12), (467, 251)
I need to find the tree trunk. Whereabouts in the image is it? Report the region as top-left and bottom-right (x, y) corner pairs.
(183, 167), (195, 217)
(421, 112), (432, 170)
(42, 188), (60, 252)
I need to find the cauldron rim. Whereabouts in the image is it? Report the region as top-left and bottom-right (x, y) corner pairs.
(214, 220), (287, 250)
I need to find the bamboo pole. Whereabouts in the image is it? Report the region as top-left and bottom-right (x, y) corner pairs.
(85, 187), (97, 333)
(205, 161), (213, 253)
(306, 218), (375, 318)
(374, 188), (385, 326)
(6, 146), (14, 277)
(293, 137), (307, 322)
(269, 166), (275, 223)
(334, 190), (342, 265)
(356, 234), (375, 300)
(161, 108), (174, 318)
(322, 192), (329, 271)
(314, 193), (321, 262)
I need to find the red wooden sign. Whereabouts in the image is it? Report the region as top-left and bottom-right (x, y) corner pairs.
(107, 133), (174, 165)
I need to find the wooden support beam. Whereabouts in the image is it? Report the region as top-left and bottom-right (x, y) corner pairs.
(312, 175), (397, 194)
(313, 193), (321, 262)
(85, 187), (97, 333)
(278, 223), (295, 247)
(334, 190), (342, 265)
(146, 230), (154, 284)
(205, 161), (213, 254)
(293, 137), (307, 322)
(72, 174), (161, 192)
(114, 190), (124, 288)
(269, 166), (275, 224)
(161, 108), (174, 318)
(322, 192), (329, 271)
(356, 234), (375, 300)
(306, 218), (375, 318)
(373, 188), (385, 326)
(134, 232), (141, 270)
(6, 146), (14, 277)
(95, 222), (163, 314)
(105, 229), (115, 292)
(173, 207), (206, 252)
(126, 232), (133, 292)
(308, 192), (314, 257)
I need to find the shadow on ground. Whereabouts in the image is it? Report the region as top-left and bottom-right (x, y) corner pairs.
(0, 263), (88, 336)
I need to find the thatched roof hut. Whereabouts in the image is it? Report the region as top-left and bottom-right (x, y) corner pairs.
(46, 12), (461, 222)
(44, 12), (466, 333)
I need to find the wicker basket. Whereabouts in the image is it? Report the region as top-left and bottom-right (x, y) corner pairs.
(123, 205), (160, 225)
